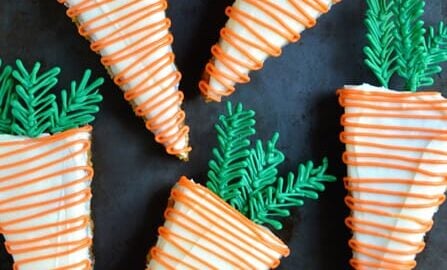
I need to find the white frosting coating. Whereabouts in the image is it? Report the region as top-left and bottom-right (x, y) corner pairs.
(147, 179), (288, 270)
(343, 84), (447, 268)
(0, 130), (92, 270)
(209, 0), (336, 94)
(64, 0), (187, 152)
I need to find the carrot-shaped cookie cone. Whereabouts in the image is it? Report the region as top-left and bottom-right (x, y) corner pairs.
(146, 102), (336, 269)
(147, 177), (289, 270)
(0, 127), (94, 270)
(198, 0), (341, 102)
(339, 84), (447, 269)
(340, 1), (447, 269)
(0, 60), (103, 269)
(58, 0), (191, 159)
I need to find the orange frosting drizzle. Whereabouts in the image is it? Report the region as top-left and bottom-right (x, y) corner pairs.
(338, 88), (447, 269)
(199, 0), (341, 102)
(148, 176), (289, 270)
(0, 126), (94, 270)
(58, 0), (191, 156)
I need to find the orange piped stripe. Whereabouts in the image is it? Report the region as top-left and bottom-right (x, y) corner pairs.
(199, 0), (340, 102)
(0, 126), (94, 270)
(338, 88), (447, 270)
(58, 0), (191, 157)
(147, 177), (289, 270)
(54, 260), (91, 270)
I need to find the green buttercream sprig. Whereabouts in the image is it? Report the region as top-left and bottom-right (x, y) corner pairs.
(364, 0), (397, 88)
(364, 0), (447, 91)
(207, 102), (336, 230)
(391, 0), (427, 91)
(0, 60), (14, 134)
(207, 102), (256, 203)
(235, 133), (285, 214)
(250, 157), (334, 230)
(52, 69), (104, 133)
(0, 59), (104, 137)
(11, 61), (60, 137)
(420, 22), (447, 87)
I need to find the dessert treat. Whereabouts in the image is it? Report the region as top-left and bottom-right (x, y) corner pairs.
(339, 1), (447, 269)
(146, 102), (336, 269)
(58, 0), (191, 160)
(199, 0), (341, 102)
(148, 177), (289, 270)
(0, 59), (103, 270)
(340, 84), (447, 269)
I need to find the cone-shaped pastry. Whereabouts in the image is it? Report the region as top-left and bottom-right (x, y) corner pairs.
(339, 84), (447, 269)
(0, 127), (94, 270)
(146, 102), (336, 269)
(340, 0), (447, 268)
(199, 0), (341, 102)
(0, 59), (103, 269)
(58, 0), (191, 159)
(147, 177), (289, 270)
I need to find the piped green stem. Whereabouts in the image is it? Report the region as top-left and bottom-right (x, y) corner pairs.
(207, 102), (336, 230)
(364, 0), (447, 91)
(0, 59), (103, 137)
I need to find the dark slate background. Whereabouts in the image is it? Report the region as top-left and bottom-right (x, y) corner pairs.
(1, 0), (447, 269)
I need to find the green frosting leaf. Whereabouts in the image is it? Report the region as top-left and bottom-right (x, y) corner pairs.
(236, 133), (285, 215)
(207, 102), (336, 230)
(392, 0), (426, 91)
(418, 22), (447, 87)
(0, 61), (14, 134)
(364, 0), (397, 87)
(51, 69), (104, 133)
(207, 102), (256, 203)
(10, 60), (59, 137)
(364, 0), (447, 91)
(0, 59), (104, 137)
(249, 158), (335, 230)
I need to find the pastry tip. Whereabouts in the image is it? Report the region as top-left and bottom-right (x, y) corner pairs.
(177, 151), (189, 162)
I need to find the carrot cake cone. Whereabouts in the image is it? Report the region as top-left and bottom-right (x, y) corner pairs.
(147, 177), (289, 270)
(58, 0), (191, 160)
(340, 1), (447, 269)
(0, 59), (104, 269)
(198, 0), (342, 102)
(339, 84), (447, 269)
(146, 102), (336, 269)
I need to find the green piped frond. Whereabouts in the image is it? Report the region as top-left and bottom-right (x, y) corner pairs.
(364, 0), (447, 91)
(207, 102), (336, 230)
(10, 60), (59, 137)
(0, 59), (104, 136)
(207, 102), (256, 202)
(364, 0), (397, 87)
(51, 69), (104, 133)
(418, 22), (447, 88)
(391, 0), (426, 91)
(0, 61), (14, 134)
(249, 158), (335, 230)
(236, 133), (285, 215)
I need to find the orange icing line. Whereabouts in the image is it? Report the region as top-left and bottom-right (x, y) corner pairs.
(150, 247), (195, 270)
(338, 88), (447, 270)
(342, 131), (447, 141)
(58, 0), (191, 156)
(341, 133), (447, 156)
(54, 260), (91, 270)
(0, 126), (94, 270)
(163, 208), (263, 268)
(199, 0), (340, 102)
(148, 176), (289, 270)
(157, 224), (220, 270)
